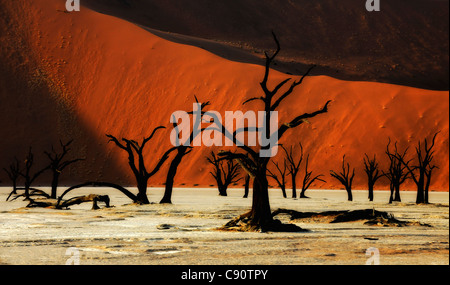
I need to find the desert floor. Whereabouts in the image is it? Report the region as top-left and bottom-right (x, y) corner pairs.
(0, 187), (448, 265)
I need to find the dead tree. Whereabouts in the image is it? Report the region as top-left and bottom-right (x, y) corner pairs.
(363, 154), (384, 202)
(267, 159), (288, 198)
(44, 140), (84, 199)
(18, 147), (49, 200)
(207, 151), (241, 196)
(330, 155), (355, 201)
(4, 158), (21, 200)
(394, 132), (439, 204)
(216, 32), (331, 231)
(281, 144), (303, 198)
(160, 97), (210, 204)
(300, 154), (326, 198)
(384, 139), (409, 203)
(107, 127), (176, 204)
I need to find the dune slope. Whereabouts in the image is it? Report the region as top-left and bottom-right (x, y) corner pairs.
(84, 0), (449, 91)
(0, 0), (448, 191)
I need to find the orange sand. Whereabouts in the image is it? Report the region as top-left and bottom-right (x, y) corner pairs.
(0, 0), (448, 191)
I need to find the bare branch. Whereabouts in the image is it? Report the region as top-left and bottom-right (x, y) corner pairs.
(218, 150), (256, 178)
(270, 65), (315, 111)
(142, 126), (165, 148)
(147, 146), (180, 178)
(278, 100), (331, 139)
(260, 31), (281, 97)
(243, 96), (265, 105)
(106, 134), (127, 150)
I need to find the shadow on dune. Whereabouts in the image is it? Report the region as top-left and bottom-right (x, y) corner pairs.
(83, 0), (449, 91)
(0, 5), (131, 188)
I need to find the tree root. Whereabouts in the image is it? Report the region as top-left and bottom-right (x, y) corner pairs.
(272, 208), (431, 227)
(218, 211), (309, 233)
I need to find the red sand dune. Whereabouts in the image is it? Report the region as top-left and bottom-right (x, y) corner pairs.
(84, 0), (449, 91)
(0, 0), (448, 192)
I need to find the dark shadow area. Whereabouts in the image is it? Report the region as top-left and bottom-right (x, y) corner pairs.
(0, 6), (131, 188)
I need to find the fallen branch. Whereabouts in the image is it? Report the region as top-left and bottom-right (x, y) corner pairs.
(27, 194), (111, 210)
(56, 182), (139, 207)
(272, 208), (431, 227)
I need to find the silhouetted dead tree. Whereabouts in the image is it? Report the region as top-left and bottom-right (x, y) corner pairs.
(267, 159), (288, 198)
(44, 140), (84, 199)
(384, 139), (409, 203)
(107, 127), (176, 204)
(394, 132), (439, 204)
(282, 144), (303, 198)
(160, 97), (210, 204)
(330, 155), (355, 201)
(207, 151), (241, 196)
(4, 157), (20, 201)
(363, 154), (384, 202)
(17, 147), (49, 200)
(300, 154), (325, 198)
(216, 32), (331, 231)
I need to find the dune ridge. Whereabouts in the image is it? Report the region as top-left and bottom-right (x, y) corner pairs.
(84, 0), (449, 91)
(0, 0), (448, 191)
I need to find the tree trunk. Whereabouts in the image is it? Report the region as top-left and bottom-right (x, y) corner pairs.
(388, 183), (394, 204)
(393, 184), (401, 202)
(280, 185), (287, 198)
(12, 180), (17, 195)
(424, 172), (432, 204)
(160, 147), (186, 204)
(249, 173), (273, 229)
(136, 178), (150, 204)
(24, 180), (31, 200)
(368, 183), (374, 202)
(50, 172), (60, 199)
(416, 174), (425, 204)
(291, 174), (297, 199)
(160, 166), (175, 204)
(217, 171), (227, 196)
(346, 187), (353, 201)
(218, 184), (227, 196)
